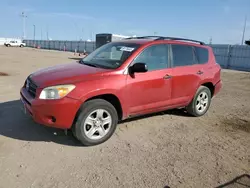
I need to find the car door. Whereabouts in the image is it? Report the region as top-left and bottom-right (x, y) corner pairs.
(13, 41), (18, 46)
(170, 44), (202, 105)
(9, 41), (15, 46)
(125, 44), (173, 115)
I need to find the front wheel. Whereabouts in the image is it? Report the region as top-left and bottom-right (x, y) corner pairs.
(186, 86), (211, 117)
(20, 45), (24, 47)
(72, 99), (118, 146)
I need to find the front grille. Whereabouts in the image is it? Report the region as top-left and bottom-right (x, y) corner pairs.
(26, 77), (37, 98)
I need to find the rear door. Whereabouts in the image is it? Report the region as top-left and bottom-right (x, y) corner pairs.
(170, 44), (202, 105)
(13, 41), (18, 46)
(194, 46), (211, 79)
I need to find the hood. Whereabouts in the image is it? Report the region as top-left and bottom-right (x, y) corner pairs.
(29, 62), (110, 88)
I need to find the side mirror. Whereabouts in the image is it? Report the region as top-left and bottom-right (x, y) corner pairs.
(129, 63), (148, 74)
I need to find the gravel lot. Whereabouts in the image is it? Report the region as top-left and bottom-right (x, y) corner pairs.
(0, 47), (249, 188)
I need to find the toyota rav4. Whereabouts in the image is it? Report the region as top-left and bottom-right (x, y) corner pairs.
(20, 36), (222, 146)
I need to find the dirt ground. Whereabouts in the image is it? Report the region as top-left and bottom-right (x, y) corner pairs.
(0, 46), (249, 188)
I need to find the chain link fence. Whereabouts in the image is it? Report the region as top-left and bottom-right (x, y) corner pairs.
(24, 40), (96, 54)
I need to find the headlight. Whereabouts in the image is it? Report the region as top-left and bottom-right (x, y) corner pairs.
(39, 84), (75, 99)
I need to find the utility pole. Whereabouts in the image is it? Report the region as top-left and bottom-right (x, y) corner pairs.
(241, 16), (247, 45)
(46, 26), (49, 40)
(209, 36), (212, 44)
(74, 23), (79, 41)
(33, 25), (36, 40)
(20, 12), (27, 39)
(41, 28), (43, 40)
(82, 28), (84, 40)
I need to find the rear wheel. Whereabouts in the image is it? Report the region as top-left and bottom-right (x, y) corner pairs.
(186, 86), (211, 117)
(72, 99), (118, 146)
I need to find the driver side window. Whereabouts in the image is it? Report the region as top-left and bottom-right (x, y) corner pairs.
(132, 44), (169, 71)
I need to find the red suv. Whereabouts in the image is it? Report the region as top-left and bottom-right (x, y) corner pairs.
(20, 36), (222, 146)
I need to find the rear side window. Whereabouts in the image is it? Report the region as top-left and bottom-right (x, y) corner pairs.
(195, 47), (209, 64)
(171, 44), (196, 67)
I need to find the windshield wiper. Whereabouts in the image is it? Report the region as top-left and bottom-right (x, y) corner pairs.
(80, 60), (114, 69)
(84, 62), (99, 68)
(80, 60), (99, 68)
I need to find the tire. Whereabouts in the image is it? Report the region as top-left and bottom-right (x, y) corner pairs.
(186, 86), (211, 117)
(20, 45), (24, 47)
(6, 44), (10, 47)
(72, 99), (118, 146)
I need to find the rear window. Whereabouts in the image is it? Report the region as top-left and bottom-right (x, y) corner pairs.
(195, 47), (209, 64)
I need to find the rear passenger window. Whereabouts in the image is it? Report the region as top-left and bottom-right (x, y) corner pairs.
(172, 45), (196, 67)
(195, 47), (209, 64)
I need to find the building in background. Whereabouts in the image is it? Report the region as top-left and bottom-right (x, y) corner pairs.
(95, 33), (135, 48)
(245, 39), (250, 45)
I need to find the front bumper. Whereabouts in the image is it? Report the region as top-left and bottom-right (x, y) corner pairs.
(20, 87), (81, 129)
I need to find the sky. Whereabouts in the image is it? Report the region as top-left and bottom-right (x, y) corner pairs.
(0, 0), (250, 44)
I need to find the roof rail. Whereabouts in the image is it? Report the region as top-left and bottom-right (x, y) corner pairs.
(125, 36), (163, 39)
(125, 36), (205, 45)
(155, 37), (205, 45)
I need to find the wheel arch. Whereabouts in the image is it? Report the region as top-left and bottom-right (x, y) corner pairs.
(86, 94), (123, 120)
(74, 93), (124, 127)
(201, 82), (215, 97)
(189, 81), (215, 104)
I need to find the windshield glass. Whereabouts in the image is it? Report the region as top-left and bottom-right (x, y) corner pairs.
(81, 42), (141, 69)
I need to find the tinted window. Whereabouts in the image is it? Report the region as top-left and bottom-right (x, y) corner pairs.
(133, 44), (169, 71)
(172, 45), (195, 67)
(195, 47), (209, 64)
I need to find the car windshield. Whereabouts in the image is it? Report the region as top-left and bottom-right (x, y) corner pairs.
(81, 42), (141, 69)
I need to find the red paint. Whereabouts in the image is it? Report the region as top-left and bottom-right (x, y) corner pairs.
(20, 39), (222, 129)
(20, 88), (81, 129)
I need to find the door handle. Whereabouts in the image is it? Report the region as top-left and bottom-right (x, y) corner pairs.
(163, 74), (172, 79)
(197, 70), (204, 75)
